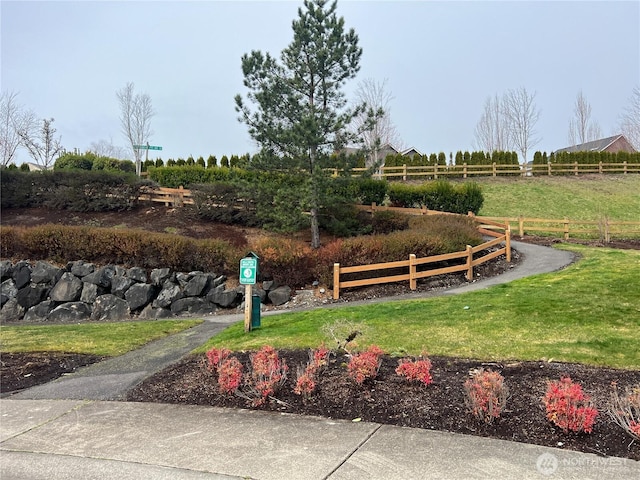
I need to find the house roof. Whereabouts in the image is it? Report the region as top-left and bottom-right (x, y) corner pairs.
(554, 134), (626, 154)
(400, 147), (423, 156)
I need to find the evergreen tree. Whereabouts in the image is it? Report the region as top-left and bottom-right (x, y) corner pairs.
(207, 155), (217, 168)
(235, 0), (364, 248)
(220, 155), (229, 168)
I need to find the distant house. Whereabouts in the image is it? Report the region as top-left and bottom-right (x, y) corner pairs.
(24, 162), (54, 171)
(340, 143), (422, 162)
(399, 147), (423, 158)
(554, 134), (636, 154)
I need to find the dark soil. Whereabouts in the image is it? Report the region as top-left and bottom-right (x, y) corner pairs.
(2, 205), (639, 460)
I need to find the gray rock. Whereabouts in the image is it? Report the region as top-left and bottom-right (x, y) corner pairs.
(184, 273), (211, 297)
(0, 293), (8, 308)
(170, 297), (215, 315)
(268, 285), (292, 306)
(82, 265), (115, 288)
(0, 260), (13, 280)
(152, 281), (183, 308)
(211, 275), (226, 288)
(209, 287), (239, 308)
(50, 272), (83, 302)
(16, 285), (49, 309)
(262, 279), (279, 291)
(80, 282), (105, 304)
(12, 261), (31, 289)
(125, 283), (156, 311)
(0, 298), (25, 321)
(23, 300), (56, 322)
(139, 304), (173, 319)
(1, 279), (18, 302)
(30, 261), (62, 285)
(91, 294), (130, 321)
(126, 267), (147, 283)
(111, 275), (133, 298)
(69, 260), (95, 277)
(150, 268), (171, 286)
(48, 302), (92, 322)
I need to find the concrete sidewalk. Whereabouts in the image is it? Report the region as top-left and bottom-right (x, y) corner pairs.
(1, 400), (637, 480)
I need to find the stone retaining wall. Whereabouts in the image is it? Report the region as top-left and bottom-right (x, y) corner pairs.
(0, 260), (292, 323)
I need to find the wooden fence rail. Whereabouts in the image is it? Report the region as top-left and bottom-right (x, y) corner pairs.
(139, 186), (194, 206)
(332, 215), (511, 299)
(331, 161), (640, 180)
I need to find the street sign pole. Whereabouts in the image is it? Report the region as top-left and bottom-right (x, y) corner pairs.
(239, 256), (258, 332)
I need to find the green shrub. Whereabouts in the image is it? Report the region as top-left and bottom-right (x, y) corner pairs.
(387, 181), (483, 214)
(370, 210), (410, 234)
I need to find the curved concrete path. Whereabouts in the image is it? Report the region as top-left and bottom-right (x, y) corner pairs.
(4, 242), (636, 479)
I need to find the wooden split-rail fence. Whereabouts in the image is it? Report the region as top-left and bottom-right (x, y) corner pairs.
(332, 209), (511, 299)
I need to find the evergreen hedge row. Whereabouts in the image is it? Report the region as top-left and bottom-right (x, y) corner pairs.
(387, 181), (484, 214)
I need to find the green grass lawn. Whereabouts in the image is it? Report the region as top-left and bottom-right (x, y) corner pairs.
(472, 175), (640, 221)
(201, 245), (640, 369)
(0, 320), (202, 356)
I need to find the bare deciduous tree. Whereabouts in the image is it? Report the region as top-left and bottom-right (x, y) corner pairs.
(351, 78), (402, 168)
(88, 138), (128, 159)
(116, 82), (154, 176)
(618, 86), (640, 150)
(0, 91), (36, 167)
(473, 93), (512, 153)
(568, 91), (602, 145)
(18, 117), (64, 169)
(503, 87), (541, 164)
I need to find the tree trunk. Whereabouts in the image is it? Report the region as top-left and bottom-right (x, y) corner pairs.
(310, 207), (321, 249)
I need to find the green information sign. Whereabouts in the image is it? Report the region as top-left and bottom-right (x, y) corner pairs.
(239, 257), (257, 285)
(133, 145), (162, 151)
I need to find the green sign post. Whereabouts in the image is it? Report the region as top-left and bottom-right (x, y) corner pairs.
(239, 257), (257, 285)
(132, 143), (163, 176)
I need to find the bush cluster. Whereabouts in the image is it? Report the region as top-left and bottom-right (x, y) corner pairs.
(463, 369), (508, 424)
(387, 181), (484, 214)
(543, 377), (599, 434)
(54, 152), (136, 173)
(533, 150), (640, 168)
(0, 170), (150, 211)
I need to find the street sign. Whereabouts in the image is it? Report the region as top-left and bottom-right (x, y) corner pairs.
(133, 145), (162, 151)
(239, 257), (257, 285)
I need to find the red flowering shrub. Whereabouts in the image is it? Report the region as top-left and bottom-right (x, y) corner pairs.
(294, 344), (331, 398)
(543, 377), (598, 434)
(395, 357), (433, 386)
(608, 382), (640, 440)
(206, 347), (231, 372)
(242, 346), (289, 406)
(463, 368), (508, 423)
(217, 357), (243, 394)
(347, 345), (384, 385)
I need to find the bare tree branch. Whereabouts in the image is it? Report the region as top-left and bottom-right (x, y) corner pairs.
(116, 82), (155, 175)
(503, 87), (540, 163)
(18, 117), (63, 169)
(0, 91), (37, 167)
(473, 94), (513, 153)
(618, 85), (640, 150)
(568, 91), (601, 145)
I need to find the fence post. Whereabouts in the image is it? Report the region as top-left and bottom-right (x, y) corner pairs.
(519, 215), (524, 236)
(547, 163), (552, 176)
(409, 254), (417, 290)
(434, 163), (438, 179)
(505, 225), (511, 262)
(463, 163), (468, 179)
(466, 245), (473, 281)
(605, 218), (610, 243)
(403, 164), (407, 181)
(599, 161), (603, 174)
(492, 162), (497, 177)
(624, 161), (627, 174)
(333, 263), (340, 300)
(371, 202), (377, 214)
(573, 162), (578, 176)
(563, 217), (569, 240)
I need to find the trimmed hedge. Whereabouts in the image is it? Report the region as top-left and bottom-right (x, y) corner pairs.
(387, 181), (483, 214)
(0, 170), (151, 211)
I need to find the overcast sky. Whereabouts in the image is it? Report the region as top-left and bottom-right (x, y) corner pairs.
(2, 0), (639, 164)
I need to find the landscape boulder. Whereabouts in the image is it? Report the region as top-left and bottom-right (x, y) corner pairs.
(153, 281), (183, 308)
(16, 285), (49, 310)
(125, 283), (156, 311)
(82, 265), (115, 288)
(30, 261), (62, 285)
(139, 304), (173, 319)
(184, 273), (212, 297)
(50, 273), (83, 302)
(127, 267), (147, 283)
(12, 261), (31, 289)
(150, 268), (172, 286)
(49, 302), (92, 322)
(0, 298), (25, 321)
(91, 294), (130, 321)
(69, 260), (95, 277)
(268, 285), (292, 306)
(23, 300), (57, 322)
(111, 275), (133, 298)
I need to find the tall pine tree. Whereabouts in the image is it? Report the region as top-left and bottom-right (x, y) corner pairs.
(235, 0), (363, 248)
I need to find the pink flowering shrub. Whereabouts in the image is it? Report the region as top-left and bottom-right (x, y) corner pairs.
(217, 357), (243, 394)
(396, 356), (433, 386)
(347, 345), (384, 385)
(463, 368), (508, 423)
(206, 347), (231, 372)
(543, 377), (598, 434)
(294, 344), (331, 398)
(242, 346), (289, 406)
(607, 382), (640, 440)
